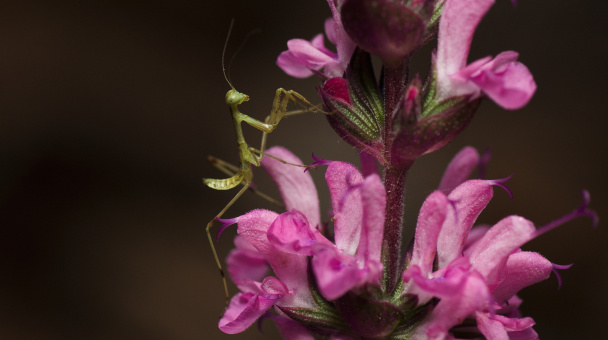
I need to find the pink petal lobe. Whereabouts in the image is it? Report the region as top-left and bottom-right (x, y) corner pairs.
(226, 236), (269, 282)
(438, 146), (480, 193)
(324, 18), (337, 45)
(463, 225), (490, 250)
(311, 246), (362, 300)
(404, 260), (471, 299)
(409, 191), (449, 276)
(237, 209), (314, 308)
(468, 216), (536, 288)
(475, 312), (509, 340)
(437, 180), (495, 268)
(327, 0), (356, 77)
(492, 251), (552, 302)
(477, 312), (537, 340)
(277, 51), (315, 78)
(468, 52), (536, 110)
(268, 210), (331, 255)
(326, 161), (364, 255)
(219, 291), (280, 334)
(413, 271), (490, 338)
(262, 146), (321, 228)
(271, 315), (316, 340)
(437, 0), (496, 98)
(358, 174), (386, 263)
(287, 38), (335, 66)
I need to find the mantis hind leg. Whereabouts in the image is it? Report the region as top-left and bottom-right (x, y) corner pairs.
(206, 182), (251, 308)
(206, 156), (283, 207)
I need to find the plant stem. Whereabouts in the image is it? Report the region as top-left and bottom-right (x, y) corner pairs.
(382, 164), (410, 294)
(381, 62), (410, 294)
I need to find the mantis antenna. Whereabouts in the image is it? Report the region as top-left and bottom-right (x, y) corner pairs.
(222, 19), (262, 91)
(222, 19), (236, 90)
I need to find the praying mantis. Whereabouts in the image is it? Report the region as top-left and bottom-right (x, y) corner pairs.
(204, 22), (319, 306)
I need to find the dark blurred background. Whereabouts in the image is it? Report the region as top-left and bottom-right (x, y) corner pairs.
(1, 1), (606, 339)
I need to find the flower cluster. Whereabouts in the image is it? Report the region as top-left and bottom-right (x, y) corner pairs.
(217, 146), (595, 339)
(210, 0), (597, 339)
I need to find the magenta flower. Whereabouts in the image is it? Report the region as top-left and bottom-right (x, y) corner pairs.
(277, 0), (355, 78)
(218, 146), (387, 335)
(216, 146), (596, 339)
(436, 0), (537, 109)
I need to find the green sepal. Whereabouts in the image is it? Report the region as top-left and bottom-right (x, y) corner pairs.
(277, 305), (348, 331)
(346, 49), (386, 130)
(390, 298), (435, 339)
(325, 48), (385, 142)
(324, 95), (382, 142)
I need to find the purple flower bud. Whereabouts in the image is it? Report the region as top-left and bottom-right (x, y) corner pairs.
(341, 0), (426, 67)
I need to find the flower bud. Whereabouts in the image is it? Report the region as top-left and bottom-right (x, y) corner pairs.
(319, 49), (384, 159)
(341, 0), (426, 67)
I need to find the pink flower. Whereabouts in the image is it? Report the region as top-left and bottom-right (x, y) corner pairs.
(436, 0), (537, 109)
(217, 146), (596, 338)
(277, 0), (355, 78)
(402, 147), (596, 339)
(218, 146), (386, 335)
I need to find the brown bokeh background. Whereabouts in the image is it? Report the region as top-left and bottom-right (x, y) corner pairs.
(1, 1), (606, 339)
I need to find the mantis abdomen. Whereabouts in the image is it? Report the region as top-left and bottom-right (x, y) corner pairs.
(204, 172), (245, 190)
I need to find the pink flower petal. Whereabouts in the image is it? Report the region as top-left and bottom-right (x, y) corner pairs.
(277, 51), (316, 78)
(219, 291), (280, 334)
(477, 312), (537, 340)
(311, 246), (362, 300)
(492, 251), (552, 303)
(438, 146), (480, 193)
(468, 216), (536, 288)
(492, 314), (535, 332)
(409, 191), (449, 276)
(271, 315), (316, 340)
(463, 225), (490, 251)
(237, 209), (314, 308)
(357, 174), (386, 263)
(326, 0), (356, 77)
(468, 53), (536, 110)
(475, 312), (509, 340)
(310, 33), (337, 57)
(413, 271), (490, 339)
(437, 0), (495, 98)
(267, 210), (331, 255)
(437, 1), (536, 109)
(287, 38), (336, 66)
(262, 146), (321, 228)
(437, 180), (495, 268)
(219, 277), (288, 334)
(226, 236), (269, 282)
(404, 261), (471, 299)
(326, 161), (364, 256)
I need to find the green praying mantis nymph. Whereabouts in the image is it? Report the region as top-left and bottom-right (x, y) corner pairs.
(204, 22), (321, 307)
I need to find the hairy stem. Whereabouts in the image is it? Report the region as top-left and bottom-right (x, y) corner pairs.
(382, 164), (411, 294)
(381, 61), (410, 294)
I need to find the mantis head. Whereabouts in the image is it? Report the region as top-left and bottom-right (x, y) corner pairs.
(225, 89), (250, 106)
